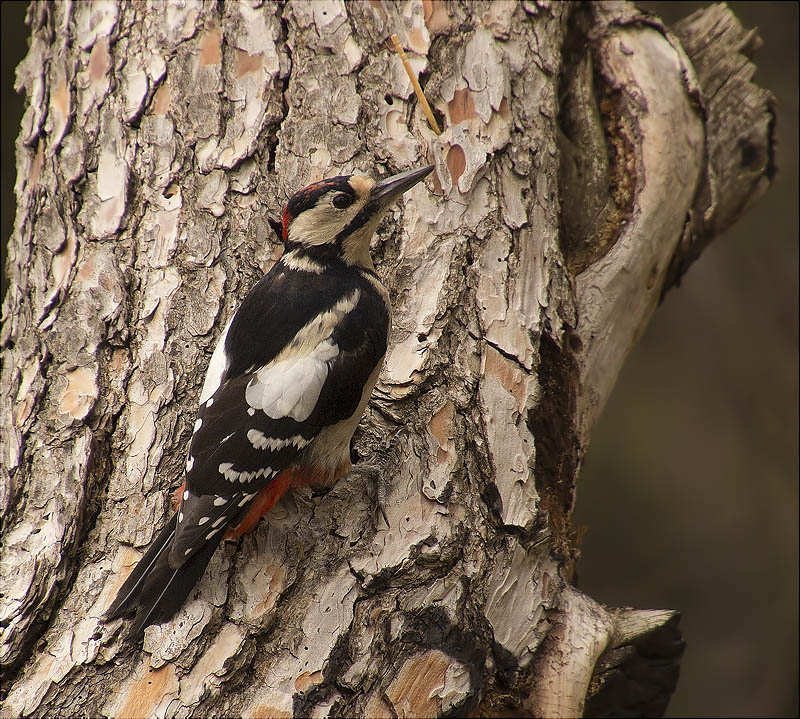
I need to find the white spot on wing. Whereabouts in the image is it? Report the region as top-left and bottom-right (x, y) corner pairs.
(213, 496), (227, 506)
(247, 428), (309, 451)
(198, 516), (210, 525)
(239, 492), (256, 507)
(193, 418), (202, 433)
(186, 456), (194, 471)
(178, 512), (184, 523)
(217, 462), (260, 483)
(183, 489), (189, 501)
(218, 462), (241, 482)
(246, 428), (266, 448)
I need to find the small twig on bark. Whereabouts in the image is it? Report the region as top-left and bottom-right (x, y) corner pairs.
(390, 33), (441, 135)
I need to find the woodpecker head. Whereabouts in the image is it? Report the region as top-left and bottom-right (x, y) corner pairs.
(279, 165), (434, 268)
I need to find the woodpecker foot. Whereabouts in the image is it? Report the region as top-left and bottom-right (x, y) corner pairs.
(348, 462), (389, 528)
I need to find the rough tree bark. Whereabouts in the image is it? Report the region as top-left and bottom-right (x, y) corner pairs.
(0, 1), (774, 717)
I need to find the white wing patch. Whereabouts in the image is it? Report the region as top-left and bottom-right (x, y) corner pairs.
(244, 289), (361, 422)
(246, 428), (309, 451)
(245, 340), (338, 421)
(199, 317), (234, 404)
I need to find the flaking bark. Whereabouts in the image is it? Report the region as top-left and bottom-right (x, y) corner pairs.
(1, 2), (774, 716)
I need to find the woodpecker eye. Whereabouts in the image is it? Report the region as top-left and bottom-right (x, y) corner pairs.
(332, 192), (354, 209)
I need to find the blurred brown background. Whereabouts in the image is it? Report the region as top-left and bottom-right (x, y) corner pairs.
(577, 2), (798, 716)
(2, 1), (797, 716)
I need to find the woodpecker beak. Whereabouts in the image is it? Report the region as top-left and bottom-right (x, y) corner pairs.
(369, 165), (434, 209)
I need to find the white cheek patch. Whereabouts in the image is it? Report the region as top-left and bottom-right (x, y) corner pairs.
(199, 317), (234, 404)
(245, 339), (338, 421)
(287, 199), (367, 248)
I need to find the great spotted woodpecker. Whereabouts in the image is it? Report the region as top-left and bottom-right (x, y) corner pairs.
(105, 164), (434, 637)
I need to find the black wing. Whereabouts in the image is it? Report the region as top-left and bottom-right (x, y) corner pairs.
(170, 267), (389, 565)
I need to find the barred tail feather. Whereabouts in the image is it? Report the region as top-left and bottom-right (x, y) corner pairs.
(104, 514), (222, 638)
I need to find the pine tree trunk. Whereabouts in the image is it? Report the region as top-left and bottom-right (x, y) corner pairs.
(0, 1), (774, 716)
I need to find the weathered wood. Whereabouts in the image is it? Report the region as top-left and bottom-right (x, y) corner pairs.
(0, 1), (774, 716)
(664, 2), (776, 292)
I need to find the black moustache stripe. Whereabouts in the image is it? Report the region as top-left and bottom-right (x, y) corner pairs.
(334, 201), (379, 245)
